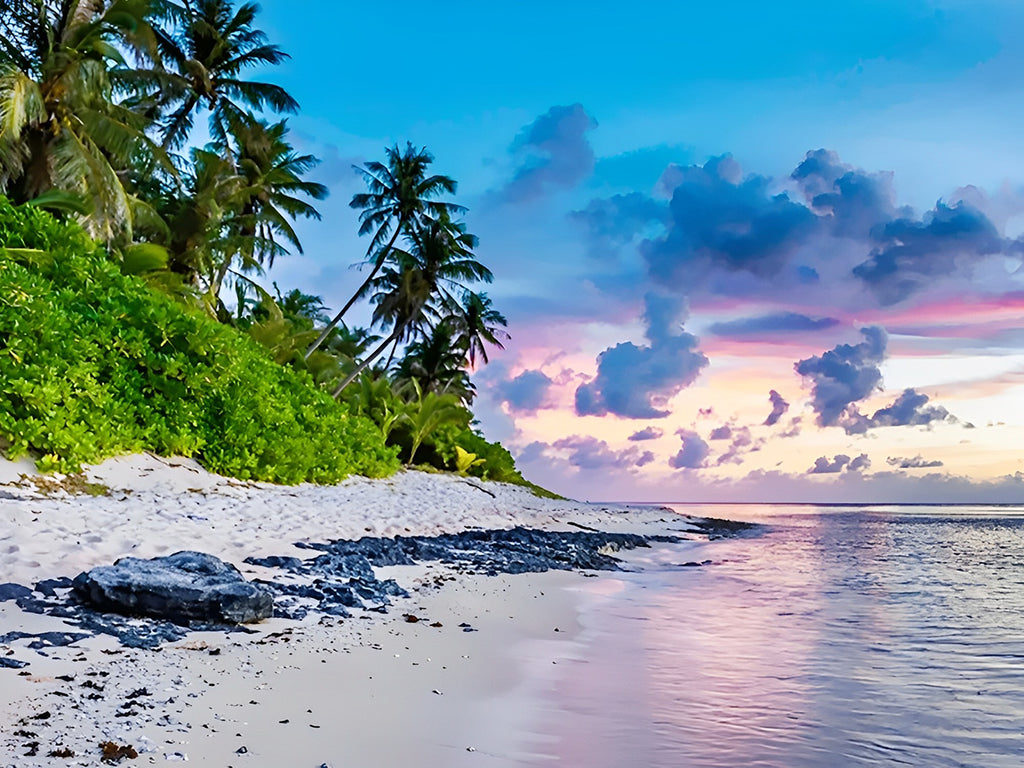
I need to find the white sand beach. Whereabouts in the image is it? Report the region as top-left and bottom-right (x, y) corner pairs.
(0, 456), (698, 766)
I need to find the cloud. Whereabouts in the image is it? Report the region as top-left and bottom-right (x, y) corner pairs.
(715, 426), (759, 466)
(847, 453), (871, 472)
(628, 426), (664, 441)
(669, 429), (711, 470)
(551, 435), (653, 470)
(764, 389), (790, 426)
(709, 425), (732, 440)
(496, 104), (598, 203)
(575, 293), (708, 418)
(794, 326), (887, 428)
(708, 312), (840, 339)
(494, 369), (553, 412)
(516, 441), (548, 464)
(868, 388), (953, 429)
(643, 155), (820, 286)
(887, 455), (945, 469)
(571, 192), (667, 260)
(853, 201), (1003, 305)
(808, 453), (869, 474)
(792, 148), (902, 237)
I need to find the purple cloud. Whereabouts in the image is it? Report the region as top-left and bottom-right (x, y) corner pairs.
(887, 455), (945, 469)
(794, 326), (887, 429)
(708, 312), (840, 339)
(551, 435), (654, 470)
(497, 104), (598, 203)
(575, 293), (708, 419)
(495, 369), (553, 412)
(869, 388), (953, 429)
(709, 425), (733, 440)
(764, 390), (790, 426)
(628, 426), (664, 441)
(853, 202), (1003, 305)
(669, 429), (710, 470)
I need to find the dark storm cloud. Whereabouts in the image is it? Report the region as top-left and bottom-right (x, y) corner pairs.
(496, 104), (598, 203)
(764, 390), (790, 426)
(887, 455), (945, 469)
(643, 155), (820, 285)
(709, 425), (733, 440)
(575, 293), (709, 419)
(494, 369), (553, 412)
(669, 429), (710, 470)
(853, 202), (1003, 305)
(708, 312), (841, 338)
(551, 435), (653, 470)
(628, 426), (664, 441)
(794, 326), (887, 428)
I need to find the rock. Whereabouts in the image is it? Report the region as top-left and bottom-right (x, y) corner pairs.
(73, 551), (274, 625)
(0, 583), (32, 601)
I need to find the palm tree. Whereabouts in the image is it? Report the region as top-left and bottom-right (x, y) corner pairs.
(145, 0), (297, 150)
(157, 117), (324, 316)
(0, 0), (168, 241)
(393, 321), (476, 403)
(229, 114), (327, 269)
(304, 142), (464, 359)
(330, 264), (433, 398)
(449, 291), (509, 368)
(372, 213), (492, 363)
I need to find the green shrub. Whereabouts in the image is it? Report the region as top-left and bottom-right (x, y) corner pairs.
(0, 198), (399, 483)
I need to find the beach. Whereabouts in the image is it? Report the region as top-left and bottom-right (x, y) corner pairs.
(0, 455), (699, 766)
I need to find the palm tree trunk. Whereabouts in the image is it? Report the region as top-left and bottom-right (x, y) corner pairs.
(331, 326), (402, 398)
(383, 336), (401, 369)
(305, 223), (404, 360)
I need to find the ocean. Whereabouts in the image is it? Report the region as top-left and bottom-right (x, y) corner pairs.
(537, 504), (1024, 767)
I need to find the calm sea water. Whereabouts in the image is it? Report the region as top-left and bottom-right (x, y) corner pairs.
(538, 504), (1024, 767)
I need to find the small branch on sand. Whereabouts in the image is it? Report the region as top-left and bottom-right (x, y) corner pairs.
(458, 480), (495, 498)
(566, 520), (601, 532)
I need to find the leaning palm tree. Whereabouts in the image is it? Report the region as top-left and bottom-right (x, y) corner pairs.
(146, 0), (297, 150)
(449, 291), (509, 368)
(304, 142), (464, 359)
(371, 212), (492, 365)
(330, 265), (434, 398)
(0, 0), (168, 241)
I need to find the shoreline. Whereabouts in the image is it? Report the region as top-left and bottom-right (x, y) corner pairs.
(0, 454), (704, 766)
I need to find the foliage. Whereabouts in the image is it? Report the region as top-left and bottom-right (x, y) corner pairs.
(0, 0), (532, 493)
(0, 199), (398, 482)
(454, 445), (484, 476)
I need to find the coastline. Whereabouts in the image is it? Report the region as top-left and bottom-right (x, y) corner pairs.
(0, 455), (702, 766)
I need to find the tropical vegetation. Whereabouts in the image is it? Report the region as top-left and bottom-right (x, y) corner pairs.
(0, 0), (532, 488)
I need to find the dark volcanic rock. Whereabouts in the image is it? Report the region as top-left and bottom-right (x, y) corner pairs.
(0, 583), (32, 601)
(73, 551), (274, 625)
(312, 527), (658, 575)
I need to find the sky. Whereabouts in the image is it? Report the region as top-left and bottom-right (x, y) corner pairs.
(254, 0), (1024, 502)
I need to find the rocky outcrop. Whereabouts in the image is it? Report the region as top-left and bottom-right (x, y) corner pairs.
(72, 551), (274, 625)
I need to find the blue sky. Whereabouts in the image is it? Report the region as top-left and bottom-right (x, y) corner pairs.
(253, 0), (1024, 501)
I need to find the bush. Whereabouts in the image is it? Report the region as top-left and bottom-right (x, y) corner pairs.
(0, 199), (399, 483)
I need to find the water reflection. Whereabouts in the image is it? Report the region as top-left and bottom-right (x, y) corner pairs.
(537, 507), (1024, 767)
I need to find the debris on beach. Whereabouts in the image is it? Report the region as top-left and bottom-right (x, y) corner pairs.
(99, 740), (138, 763)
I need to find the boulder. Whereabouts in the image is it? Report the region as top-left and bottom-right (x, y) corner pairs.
(72, 551), (273, 624)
